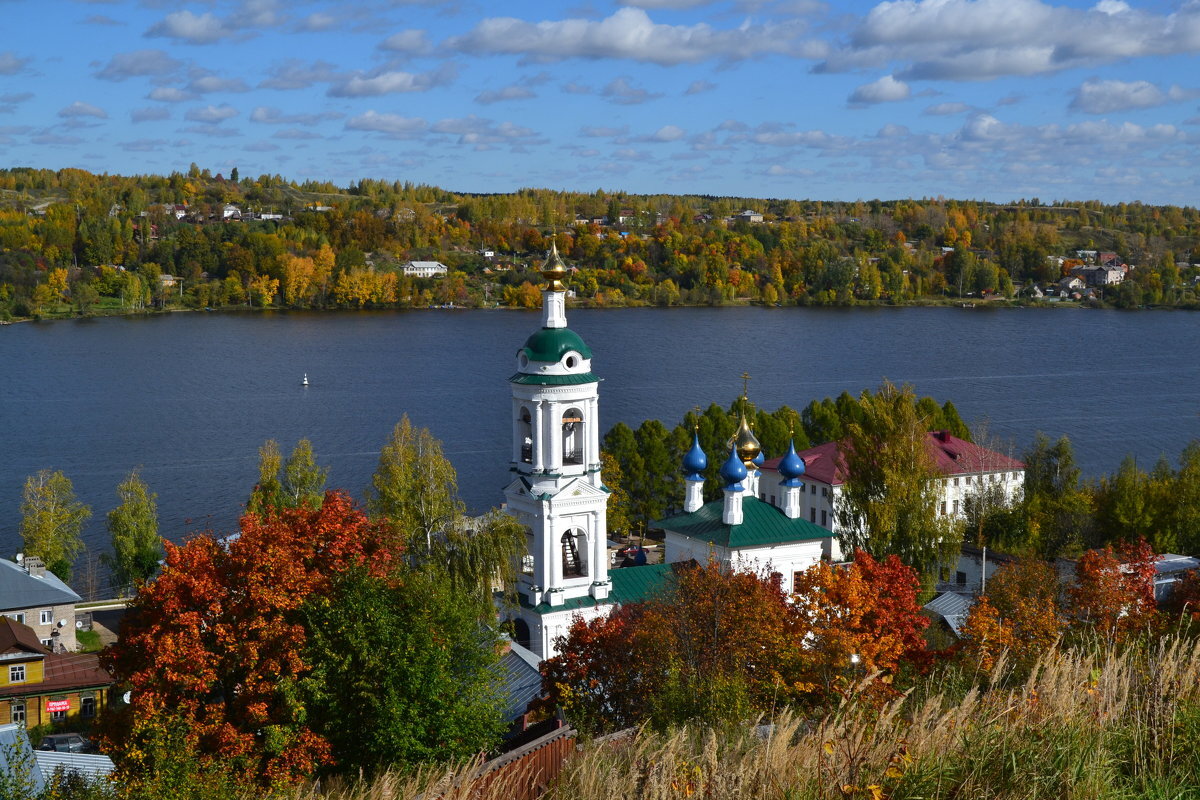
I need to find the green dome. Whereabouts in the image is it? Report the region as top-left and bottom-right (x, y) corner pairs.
(521, 327), (593, 363)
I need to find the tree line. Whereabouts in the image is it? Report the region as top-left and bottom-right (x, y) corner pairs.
(3, 166), (1200, 321)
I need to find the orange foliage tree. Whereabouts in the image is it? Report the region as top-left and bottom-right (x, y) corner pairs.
(791, 550), (929, 694)
(961, 558), (1061, 672)
(1067, 537), (1160, 642)
(102, 491), (395, 787)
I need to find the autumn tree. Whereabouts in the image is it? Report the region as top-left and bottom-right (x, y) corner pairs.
(960, 558), (1062, 672)
(248, 438), (327, 516)
(101, 469), (162, 594)
(19, 469), (90, 581)
(791, 551), (929, 695)
(1066, 538), (1159, 642)
(836, 381), (958, 580)
(103, 492), (395, 787)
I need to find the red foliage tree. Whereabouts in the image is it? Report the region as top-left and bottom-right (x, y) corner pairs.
(102, 491), (395, 787)
(790, 550), (929, 695)
(1067, 537), (1160, 642)
(961, 559), (1061, 672)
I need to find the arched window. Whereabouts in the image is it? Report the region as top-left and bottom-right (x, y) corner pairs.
(562, 408), (584, 466)
(519, 407), (533, 464)
(560, 529), (588, 578)
(513, 619), (531, 650)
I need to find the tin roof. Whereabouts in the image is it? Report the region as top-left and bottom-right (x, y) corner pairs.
(654, 497), (830, 549)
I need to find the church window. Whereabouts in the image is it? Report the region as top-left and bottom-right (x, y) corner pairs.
(810, 508), (816, 523)
(821, 510), (828, 527)
(561, 530), (588, 578)
(562, 408), (584, 466)
(519, 407), (533, 464)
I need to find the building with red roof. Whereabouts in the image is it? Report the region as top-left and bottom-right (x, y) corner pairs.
(760, 430), (1025, 560)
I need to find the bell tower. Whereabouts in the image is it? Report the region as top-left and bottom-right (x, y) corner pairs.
(504, 243), (612, 658)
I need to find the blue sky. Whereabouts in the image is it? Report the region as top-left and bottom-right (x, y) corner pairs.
(2, 0), (1199, 203)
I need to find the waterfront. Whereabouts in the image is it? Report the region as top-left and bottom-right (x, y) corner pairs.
(1, 306), (1198, 560)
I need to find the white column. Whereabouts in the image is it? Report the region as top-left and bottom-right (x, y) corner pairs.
(781, 484), (803, 519)
(542, 290), (567, 328)
(684, 479), (704, 512)
(722, 487), (744, 525)
(591, 508), (610, 599)
(532, 402), (546, 471)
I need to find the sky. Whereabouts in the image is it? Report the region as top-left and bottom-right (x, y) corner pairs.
(2, 0), (1199, 204)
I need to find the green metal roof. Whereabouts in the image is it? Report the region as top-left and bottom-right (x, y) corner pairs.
(653, 497), (830, 549)
(509, 372), (599, 386)
(519, 562), (679, 616)
(522, 327), (593, 363)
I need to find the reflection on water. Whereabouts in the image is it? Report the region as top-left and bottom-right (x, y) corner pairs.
(1, 306), (1198, 555)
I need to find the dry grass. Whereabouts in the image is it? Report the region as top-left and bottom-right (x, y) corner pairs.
(286, 635), (1200, 800)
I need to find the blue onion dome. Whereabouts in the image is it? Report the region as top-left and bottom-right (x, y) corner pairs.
(682, 432), (708, 481)
(778, 439), (806, 486)
(719, 445), (748, 489)
(752, 449), (765, 470)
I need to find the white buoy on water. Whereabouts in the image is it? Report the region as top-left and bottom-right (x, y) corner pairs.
(302, 373), (309, 386)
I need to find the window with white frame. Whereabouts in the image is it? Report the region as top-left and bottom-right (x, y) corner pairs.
(50, 696), (67, 721)
(9, 664), (25, 683)
(81, 694), (96, 718)
(39, 610), (52, 625)
(7, 613), (23, 625)
(10, 700), (24, 724)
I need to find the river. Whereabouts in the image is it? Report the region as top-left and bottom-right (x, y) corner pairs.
(1, 306), (1197, 573)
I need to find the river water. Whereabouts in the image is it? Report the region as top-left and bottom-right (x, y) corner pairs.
(1, 306), (1197, 565)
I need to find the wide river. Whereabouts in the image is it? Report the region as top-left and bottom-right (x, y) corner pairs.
(1, 306), (1197, 568)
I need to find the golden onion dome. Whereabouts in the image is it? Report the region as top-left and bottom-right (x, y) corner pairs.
(540, 240), (567, 291)
(730, 411), (761, 467)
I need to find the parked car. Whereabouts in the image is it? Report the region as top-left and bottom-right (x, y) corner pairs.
(38, 733), (91, 753)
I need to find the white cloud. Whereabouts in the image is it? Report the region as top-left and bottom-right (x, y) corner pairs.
(296, 12), (337, 32)
(647, 124), (686, 142)
(1069, 78), (1197, 114)
(186, 73), (251, 94)
(0, 52), (31, 75)
(58, 101), (108, 119)
(250, 107), (341, 125)
(821, 0), (1200, 82)
(259, 60), (341, 91)
(476, 85), (537, 104)
(430, 115), (539, 145)
(848, 74), (910, 105)
(95, 49), (182, 81)
(563, 81), (593, 95)
(684, 80), (716, 95)
(345, 110), (428, 138)
(924, 101), (972, 115)
(131, 107), (171, 123)
(380, 29), (433, 55)
(148, 87), (195, 103)
(328, 65), (456, 97)
(446, 8), (825, 66)
(602, 76), (663, 105)
(185, 104), (239, 123)
(580, 125), (628, 138)
(120, 139), (169, 152)
(146, 11), (232, 44)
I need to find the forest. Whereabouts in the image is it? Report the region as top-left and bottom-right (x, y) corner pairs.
(2, 165), (1199, 320)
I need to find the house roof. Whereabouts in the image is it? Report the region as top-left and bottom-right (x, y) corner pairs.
(34, 751), (115, 783)
(0, 722), (46, 794)
(924, 591), (973, 637)
(762, 431), (1024, 486)
(0, 617), (50, 658)
(0, 653), (113, 699)
(0, 559), (80, 612)
(495, 641), (543, 722)
(653, 496), (830, 549)
(518, 561), (684, 616)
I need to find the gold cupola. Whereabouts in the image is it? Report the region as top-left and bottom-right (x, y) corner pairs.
(732, 410), (761, 467)
(540, 240), (567, 291)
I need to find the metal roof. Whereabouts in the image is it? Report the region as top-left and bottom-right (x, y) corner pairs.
(654, 497), (830, 549)
(518, 561), (681, 616)
(495, 642), (543, 722)
(34, 751), (115, 783)
(924, 591), (974, 637)
(0, 560), (80, 612)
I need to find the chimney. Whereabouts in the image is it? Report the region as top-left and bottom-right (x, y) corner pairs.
(23, 556), (45, 578)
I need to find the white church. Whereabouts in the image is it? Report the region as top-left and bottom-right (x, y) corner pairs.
(502, 246), (836, 659)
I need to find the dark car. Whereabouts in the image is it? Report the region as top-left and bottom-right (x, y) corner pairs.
(38, 733), (91, 753)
